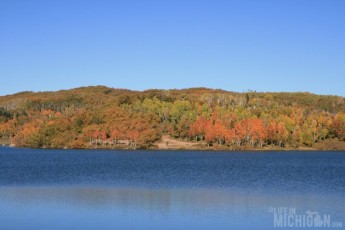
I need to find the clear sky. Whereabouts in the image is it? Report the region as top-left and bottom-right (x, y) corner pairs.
(0, 0), (344, 96)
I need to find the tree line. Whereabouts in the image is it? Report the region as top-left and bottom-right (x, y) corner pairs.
(0, 86), (344, 149)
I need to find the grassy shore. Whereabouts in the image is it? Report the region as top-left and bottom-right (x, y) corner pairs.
(1, 136), (344, 151)
(153, 136), (345, 151)
(0, 138), (10, 146)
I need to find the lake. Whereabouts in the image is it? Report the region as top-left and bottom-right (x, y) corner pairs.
(0, 147), (344, 229)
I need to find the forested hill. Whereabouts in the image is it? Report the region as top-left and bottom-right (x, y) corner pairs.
(0, 86), (344, 150)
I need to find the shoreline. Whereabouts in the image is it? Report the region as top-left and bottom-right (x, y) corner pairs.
(2, 136), (345, 151)
(1, 145), (344, 152)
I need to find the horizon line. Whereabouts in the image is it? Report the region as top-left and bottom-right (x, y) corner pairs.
(1, 85), (344, 98)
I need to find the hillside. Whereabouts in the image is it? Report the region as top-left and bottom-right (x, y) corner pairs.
(0, 86), (344, 150)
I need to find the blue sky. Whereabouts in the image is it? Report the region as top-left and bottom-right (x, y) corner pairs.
(0, 0), (344, 96)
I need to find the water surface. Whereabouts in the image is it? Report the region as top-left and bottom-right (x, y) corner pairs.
(0, 147), (344, 229)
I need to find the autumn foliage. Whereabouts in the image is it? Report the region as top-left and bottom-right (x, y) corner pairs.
(0, 86), (344, 149)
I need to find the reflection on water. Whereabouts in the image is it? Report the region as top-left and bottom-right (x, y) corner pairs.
(0, 186), (344, 230)
(0, 148), (345, 229)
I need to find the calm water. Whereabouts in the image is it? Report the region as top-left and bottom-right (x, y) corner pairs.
(0, 147), (344, 229)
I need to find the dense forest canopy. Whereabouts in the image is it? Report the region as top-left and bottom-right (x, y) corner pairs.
(0, 86), (344, 149)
